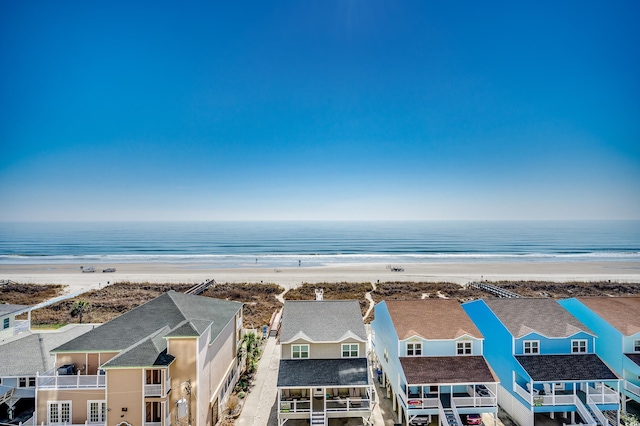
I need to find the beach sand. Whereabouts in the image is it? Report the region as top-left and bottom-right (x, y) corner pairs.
(1, 261), (639, 294)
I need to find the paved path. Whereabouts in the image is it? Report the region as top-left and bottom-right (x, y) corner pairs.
(236, 336), (280, 426)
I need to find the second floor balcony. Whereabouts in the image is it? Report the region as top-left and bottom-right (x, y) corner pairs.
(37, 369), (105, 390)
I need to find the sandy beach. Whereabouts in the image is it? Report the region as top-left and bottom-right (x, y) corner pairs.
(2, 260), (639, 294)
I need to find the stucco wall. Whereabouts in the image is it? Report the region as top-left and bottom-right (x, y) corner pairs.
(106, 369), (143, 426)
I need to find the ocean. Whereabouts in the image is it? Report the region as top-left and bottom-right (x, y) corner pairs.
(0, 221), (639, 268)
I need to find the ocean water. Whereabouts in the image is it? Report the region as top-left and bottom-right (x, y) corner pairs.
(0, 221), (638, 268)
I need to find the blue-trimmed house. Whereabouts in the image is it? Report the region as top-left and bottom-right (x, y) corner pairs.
(463, 298), (621, 426)
(371, 299), (499, 426)
(559, 296), (640, 413)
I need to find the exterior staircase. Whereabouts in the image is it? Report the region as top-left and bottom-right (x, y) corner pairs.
(311, 411), (325, 426)
(438, 394), (462, 426)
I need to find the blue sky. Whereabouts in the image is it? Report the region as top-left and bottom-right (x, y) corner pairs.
(1, 0), (639, 221)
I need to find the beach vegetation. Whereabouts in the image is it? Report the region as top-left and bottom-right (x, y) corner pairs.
(70, 300), (91, 323)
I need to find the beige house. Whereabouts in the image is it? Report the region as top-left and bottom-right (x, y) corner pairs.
(35, 291), (243, 426)
(277, 299), (373, 426)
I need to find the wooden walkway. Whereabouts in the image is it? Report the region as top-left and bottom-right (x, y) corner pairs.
(467, 281), (520, 298)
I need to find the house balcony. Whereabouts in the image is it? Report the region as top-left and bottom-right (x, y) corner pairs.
(399, 384), (498, 411)
(278, 387), (373, 416)
(144, 377), (171, 397)
(513, 381), (619, 408)
(624, 380), (640, 399)
(36, 369), (105, 390)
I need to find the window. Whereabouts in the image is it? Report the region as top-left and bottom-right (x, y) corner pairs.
(18, 377), (34, 388)
(406, 342), (422, 356)
(634, 339), (640, 353)
(145, 401), (162, 423)
(572, 340), (587, 353)
(383, 348), (389, 363)
(88, 401), (106, 423)
(48, 402), (71, 424)
(146, 369), (162, 384)
(342, 344), (359, 358)
(457, 341), (472, 355)
(291, 344), (309, 359)
(3, 318), (9, 329)
(523, 340), (539, 354)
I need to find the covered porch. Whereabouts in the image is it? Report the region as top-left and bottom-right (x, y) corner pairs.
(514, 354), (621, 426)
(397, 356), (499, 426)
(276, 358), (373, 426)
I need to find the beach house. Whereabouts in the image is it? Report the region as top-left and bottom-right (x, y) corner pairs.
(0, 303), (30, 342)
(276, 299), (374, 426)
(34, 291), (243, 426)
(371, 299), (499, 426)
(463, 298), (621, 426)
(0, 324), (94, 424)
(559, 296), (640, 413)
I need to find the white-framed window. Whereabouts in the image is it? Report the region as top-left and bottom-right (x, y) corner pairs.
(88, 401), (106, 423)
(457, 341), (472, 355)
(523, 340), (539, 354)
(634, 339), (640, 352)
(291, 344), (309, 359)
(383, 348), (389, 363)
(3, 318), (9, 329)
(571, 339), (587, 353)
(406, 342), (422, 356)
(48, 401), (71, 424)
(18, 377), (35, 388)
(342, 343), (359, 358)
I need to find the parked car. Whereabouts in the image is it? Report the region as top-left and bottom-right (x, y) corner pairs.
(409, 416), (431, 426)
(465, 413), (482, 425)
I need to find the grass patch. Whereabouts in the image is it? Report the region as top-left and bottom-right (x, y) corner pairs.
(491, 280), (640, 298)
(285, 282), (372, 318)
(1, 283), (67, 305)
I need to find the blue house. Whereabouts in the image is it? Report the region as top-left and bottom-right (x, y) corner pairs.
(371, 299), (499, 426)
(463, 298), (621, 426)
(559, 296), (640, 413)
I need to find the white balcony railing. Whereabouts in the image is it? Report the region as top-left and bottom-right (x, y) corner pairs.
(279, 399), (311, 413)
(37, 372), (105, 390)
(624, 380), (640, 398)
(587, 385), (619, 404)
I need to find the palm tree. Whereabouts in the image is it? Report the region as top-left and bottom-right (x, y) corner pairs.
(240, 332), (260, 373)
(70, 300), (91, 324)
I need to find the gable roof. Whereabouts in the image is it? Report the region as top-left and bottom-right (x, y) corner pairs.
(484, 298), (593, 338)
(101, 326), (176, 368)
(53, 291), (241, 353)
(0, 324), (94, 376)
(576, 297), (640, 336)
(385, 299), (483, 340)
(280, 300), (367, 344)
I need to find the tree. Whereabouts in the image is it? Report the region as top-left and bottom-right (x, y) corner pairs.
(240, 332), (260, 373)
(70, 300), (91, 324)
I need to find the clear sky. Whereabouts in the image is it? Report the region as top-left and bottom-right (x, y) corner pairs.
(1, 1), (639, 221)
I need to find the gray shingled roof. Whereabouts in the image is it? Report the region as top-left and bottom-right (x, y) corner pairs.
(280, 300), (367, 344)
(53, 291), (241, 353)
(277, 358), (369, 387)
(484, 298), (593, 338)
(516, 354), (618, 382)
(626, 353), (640, 367)
(399, 356), (498, 385)
(0, 324), (94, 376)
(0, 304), (30, 316)
(101, 326), (175, 368)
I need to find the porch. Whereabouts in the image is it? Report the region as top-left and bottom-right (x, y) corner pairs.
(399, 383), (498, 411)
(278, 386), (373, 415)
(36, 369), (105, 390)
(276, 358), (373, 425)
